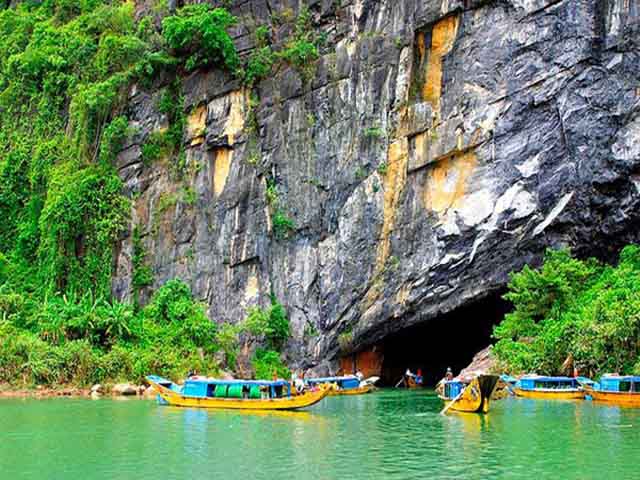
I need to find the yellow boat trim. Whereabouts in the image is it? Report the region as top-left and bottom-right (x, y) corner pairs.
(584, 386), (640, 407)
(329, 384), (374, 396)
(149, 380), (331, 410)
(440, 375), (499, 413)
(514, 387), (584, 400)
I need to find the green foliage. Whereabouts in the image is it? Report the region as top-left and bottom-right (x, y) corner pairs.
(244, 295), (291, 351)
(264, 177), (295, 239)
(265, 178), (278, 206)
(216, 322), (242, 368)
(365, 126), (385, 139)
(338, 328), (353, 351)
(272, 209), (296, 239)
(252, 348), (290, 380)
(0, 278), (230, 387)
(162, 4), (238, 72)
(244, 46), (275, 86)
(243, 25), (274, 85)
(494, 246), (640, 377)
(0, 0), (172, 300)
(142, 81), (185, 167)
(279, 40), (318, 69)
(132, 226), (153, 293)
(275, 7), (319, 81)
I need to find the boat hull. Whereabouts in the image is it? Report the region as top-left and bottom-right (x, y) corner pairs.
(584, 386), (640, 407)
(514, 387), (584, 400)
(329, 384), (374, 396)
(148, 380), (331, 410)
(440, 375), (499, 413)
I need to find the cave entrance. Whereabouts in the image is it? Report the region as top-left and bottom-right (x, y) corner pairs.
(378, 291), (509, 387)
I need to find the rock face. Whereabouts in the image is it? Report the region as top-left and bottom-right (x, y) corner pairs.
(114, 0), (640, 371)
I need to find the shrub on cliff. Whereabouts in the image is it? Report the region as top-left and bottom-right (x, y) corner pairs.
(252, 348), (291, 380)
(244, 295), (291, 351)
(494, 246), (640, 377)
(162, 4), (238, 72)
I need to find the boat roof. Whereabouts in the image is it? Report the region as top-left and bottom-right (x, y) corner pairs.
(601, 375), (640, 381)
(306, 375), (357, 382)
(520, 375), (577, 381)
(184, 378), (291, 387)
(147, 374), (290, 387)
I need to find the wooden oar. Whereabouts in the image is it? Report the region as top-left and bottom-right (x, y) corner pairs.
(440, 389), (464, 415)
(394, 377), (405, 388)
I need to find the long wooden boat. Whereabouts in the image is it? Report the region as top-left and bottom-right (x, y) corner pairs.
(306, 375), (376, 396)
(439, 375), (499, 413)
(513, 375), (584, 400)
(146, 375), (331, 410)
(582, 375), (640, 407)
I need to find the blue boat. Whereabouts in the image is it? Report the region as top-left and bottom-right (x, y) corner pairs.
(513, 375), (584, 400)
(582, 375), (640, 407)
(146, 375), (332, 410)
(306, 375), (375, 395)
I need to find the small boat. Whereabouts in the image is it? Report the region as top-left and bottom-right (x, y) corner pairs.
(439, 374), (499, 413)
(582, 375), (640, 407)
(146, 375), (331, 410)
(513, 375), (584, 400)
(405, 374), (423, 389)
(306, 375), (377, 396)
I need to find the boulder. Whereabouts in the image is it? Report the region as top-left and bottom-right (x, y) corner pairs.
(143, 386), (156, 397)
(90, 384), (103, 394)
(112, 383), (138, 396)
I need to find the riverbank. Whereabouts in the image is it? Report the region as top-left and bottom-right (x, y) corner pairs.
(0, 382), (154, 399)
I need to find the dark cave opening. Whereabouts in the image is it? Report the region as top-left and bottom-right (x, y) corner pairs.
(378, 291), (510, 387)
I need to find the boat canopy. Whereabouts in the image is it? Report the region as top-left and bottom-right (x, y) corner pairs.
(443, 380), (465, 398)
(183, 378), (291, 387)
(521, 375), (577, 382)
(306, 376), (357, 383)
(599, 376), (640, 392)
(306, 376), (360, 389)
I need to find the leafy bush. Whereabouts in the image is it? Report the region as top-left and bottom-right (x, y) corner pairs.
(0, 278), (229, 387)
(272, 209), (296, 239)
(162, 4), (238, 72)
(252, 348), (290, 380)
(244, 295), (291, 351)
(494, 246), (640, 377)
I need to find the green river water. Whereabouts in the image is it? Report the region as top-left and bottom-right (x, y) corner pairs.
(1, 389), (638, 479)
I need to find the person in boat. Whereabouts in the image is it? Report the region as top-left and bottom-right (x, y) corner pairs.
(187, 370), (198, 379)
(356, 371), (364, 382)
(291, 371), (305, 394)
(436, 367), (454, 396)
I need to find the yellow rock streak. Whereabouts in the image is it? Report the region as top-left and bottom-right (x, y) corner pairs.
(423, 15), (459, 112)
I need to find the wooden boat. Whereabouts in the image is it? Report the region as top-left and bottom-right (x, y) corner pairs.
(513, 375), (584, 400)
(306, 375), (376, 396)
(405, 374), (423, 389)
(146, 375), (331, 410)
(582, 375), (640, 407)
(439, 375), (499, 413)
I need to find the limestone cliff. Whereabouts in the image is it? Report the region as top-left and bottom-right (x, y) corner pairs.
(113, 0), (640, 372)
